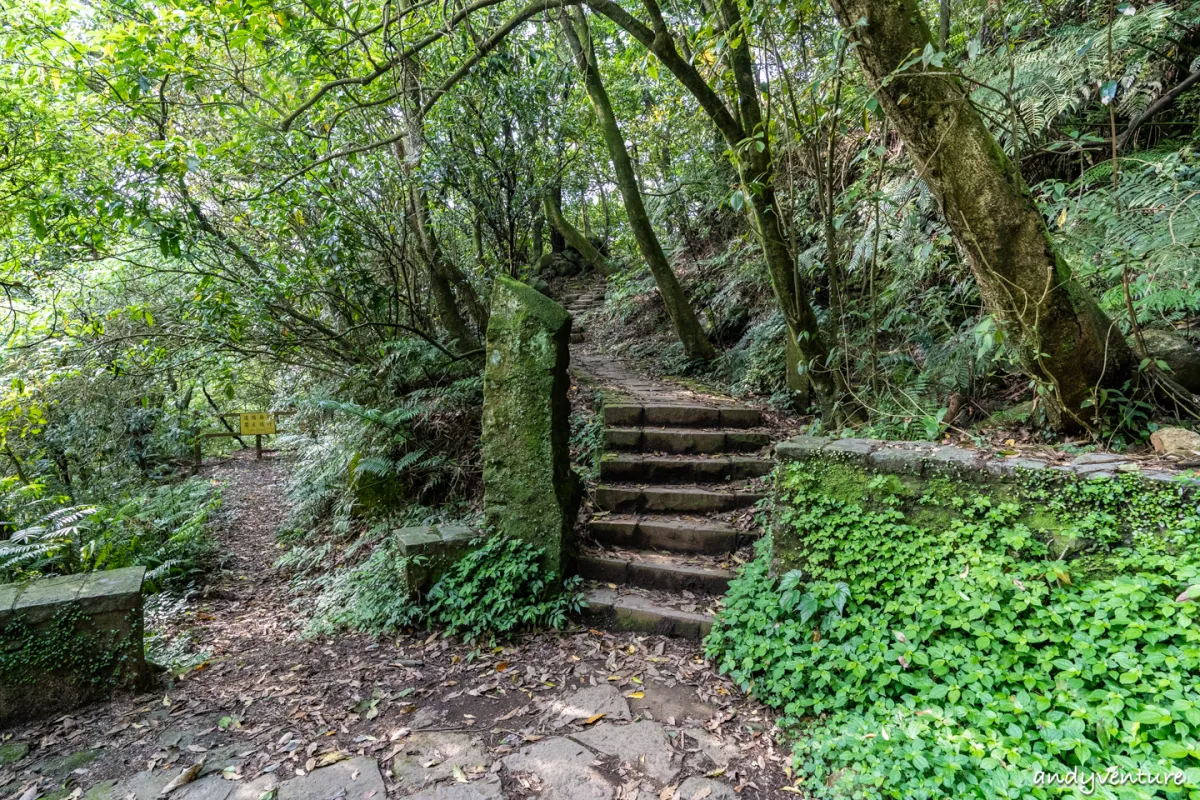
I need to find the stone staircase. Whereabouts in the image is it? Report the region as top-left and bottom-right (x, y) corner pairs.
(562, 283), (772, 640)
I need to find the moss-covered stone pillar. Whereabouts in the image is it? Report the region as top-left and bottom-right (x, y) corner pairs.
(482, 277), (581, 580)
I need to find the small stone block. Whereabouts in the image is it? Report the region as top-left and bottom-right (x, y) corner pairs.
(77, 567), (144, 614)
(718, 407), (762, 428)
(868, 446), (931, 475)
(436, 525), (477, 545)
(925, 446), (984, 475)
(824, 438), (883, 464)
(985, 457), (1049, 477)
(603, 405), (643, 426)
(775, 435), (831, 462)
(11, 573), (87, 625)
(643, 405), (718, 427)
(395, 526), (442, 555)
(1071, 452), (1128, 466)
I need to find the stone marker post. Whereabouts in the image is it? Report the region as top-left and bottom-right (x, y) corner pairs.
(482, 277), (581, 580)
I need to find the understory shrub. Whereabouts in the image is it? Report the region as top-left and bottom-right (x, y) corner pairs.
(0, 477), (221, 591)
(290, 530), (583, 642)
(706, 464), (1200, 799)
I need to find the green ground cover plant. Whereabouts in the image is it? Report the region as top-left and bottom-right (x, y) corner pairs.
(706, 463), (1200, 798)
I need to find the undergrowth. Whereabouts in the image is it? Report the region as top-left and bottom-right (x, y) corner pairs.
(286, 528), (583, 643)
(706, 465), (1200, 798)
(0, 477), (221, 591)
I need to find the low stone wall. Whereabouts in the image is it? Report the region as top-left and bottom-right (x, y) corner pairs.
(772, 435), (1194, 574)
(395, 524), (479, 592)
(0, 566), (148, 725)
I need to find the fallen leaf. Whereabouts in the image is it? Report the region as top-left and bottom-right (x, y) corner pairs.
(159, 760), (205, 797)
(583, 713), (605, 725)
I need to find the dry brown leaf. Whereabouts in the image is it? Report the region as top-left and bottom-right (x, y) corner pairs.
(158, 759), (205, 797)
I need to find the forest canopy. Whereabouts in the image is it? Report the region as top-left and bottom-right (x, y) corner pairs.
(1, 0), (1199, 517)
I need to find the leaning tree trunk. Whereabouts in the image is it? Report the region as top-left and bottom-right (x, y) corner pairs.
(829, 0), (1132, 430)
(561, 9), (717, 362)
(543, 194), (618, 277)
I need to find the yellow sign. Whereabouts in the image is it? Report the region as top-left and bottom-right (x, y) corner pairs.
(239, 412), (277, 435)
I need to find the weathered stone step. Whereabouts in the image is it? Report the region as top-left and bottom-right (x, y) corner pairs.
(604, 428), (771, 454)
(599, 454), (773, 484)
(579, 553), (733, 594)
(582, 587), (713, 638)
(590, 514), (751, 553)
(604, 404), (760, 428)
(595, 485), (764, 512)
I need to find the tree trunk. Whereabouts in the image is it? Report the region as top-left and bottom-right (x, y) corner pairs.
(543, 193), (618, 277)
(561, 9), (717, 362)
(829, 0), (1132, 429)
(716, 0), (850, 411)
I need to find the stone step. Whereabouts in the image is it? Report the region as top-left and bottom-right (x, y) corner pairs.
(599, 454), (773, 484)
(581, 587), (713, 638)
(604, 404), (761, 429)
(604, 428), (771, 454)
(591, 515), (751, 553)
(570, 332), (586, 344)
(595, 485), (764, 513)
(579, 553), (733, 595)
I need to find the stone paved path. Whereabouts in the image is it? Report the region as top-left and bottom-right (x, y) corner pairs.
(562, 281), (774, 640)
(1, 450), (790, 800)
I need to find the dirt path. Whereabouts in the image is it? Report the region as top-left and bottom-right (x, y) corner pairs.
(0, 451), (792, 800)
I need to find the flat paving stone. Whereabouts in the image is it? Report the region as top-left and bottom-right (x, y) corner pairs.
(542, 684), (631, 729)
(403, 774), (503, 800)
(682, 729), (739, 768)
(571, 721), (680, 783)
(502, 737), (612, 800)
(674, 776), (737, 799)
(392, 732), (491, 792)
(277, 757), (385, 800)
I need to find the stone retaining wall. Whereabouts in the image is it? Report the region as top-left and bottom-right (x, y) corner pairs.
(771, 435), (1195, 574)
(0, 566), (147, 724)
(777, 435), (1190, 484)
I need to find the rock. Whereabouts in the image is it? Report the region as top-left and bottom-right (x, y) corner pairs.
(277, 757), (384, 800)
(81, 780), (117, 800)
(571, 721), (680, 783)
(1142, 329), (1200, 393)
(392, 732), (491, 793)
(482, 277), (581, 578)
(405, 774), (504, 800)
(626, 682), (715, 724)
(502, 737), (611, 800)
(683, 729), (739, 768)
(0, 741), (29, 766)
(675, 777), (737, 800)
(542, 685), (631, 729)
(1150, 427), (1200, 457)
(35, 748), (102, 778)
(172, 774), (239, 800)
(529, 277), (552, 297)
(111, 769), (175, 800)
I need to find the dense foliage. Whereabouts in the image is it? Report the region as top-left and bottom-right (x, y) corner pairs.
(707, 466), (1200, 798)
(286, 530), (584, 642)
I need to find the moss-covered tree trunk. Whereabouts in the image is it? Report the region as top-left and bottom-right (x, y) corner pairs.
(543, 193), (617, 277)
(561, 10), (717, 363)
(828, 0), (1133, 429)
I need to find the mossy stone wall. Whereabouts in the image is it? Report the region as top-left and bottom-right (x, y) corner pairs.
(0, 567), (148, 725)
(482, 277), (580, 579)
(773, 436), (1194, 578)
